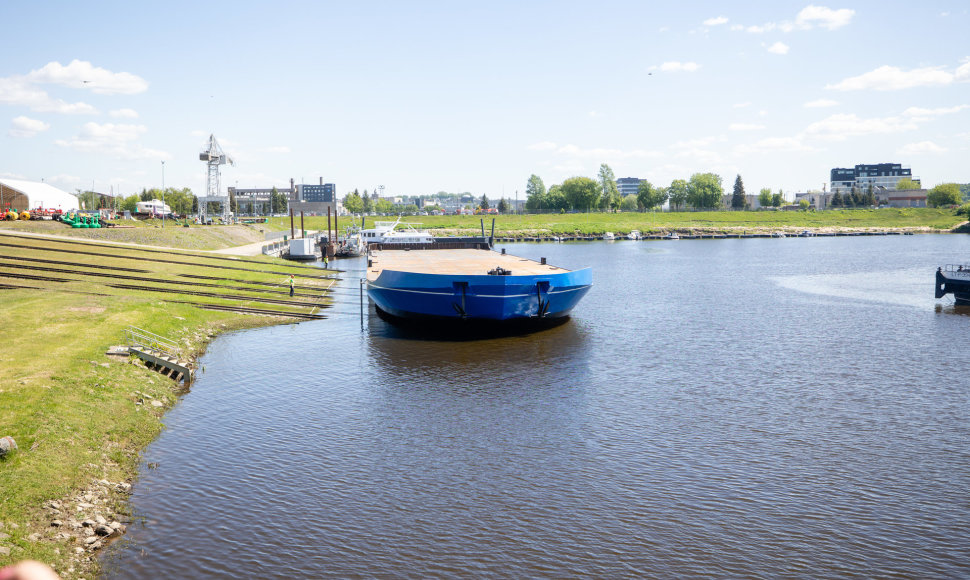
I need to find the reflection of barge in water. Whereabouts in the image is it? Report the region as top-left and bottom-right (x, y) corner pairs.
(366, 239), (592, 325)
(936, 265), (970, 305)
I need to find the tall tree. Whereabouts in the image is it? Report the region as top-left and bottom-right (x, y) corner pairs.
(597, 164), (619, 211)
(667, 179), (689, 211)
(687, 173), (723, 209)
(637, 180), (667, 211)
(927, 183), (962, 207)
(561, 176), (601, 211)
(546, 184), (569, 212)
(498, 198), (509, 213)
(731, 175), (746, 209)
(758, 187), (772, 208)
(479, 194), (490, 210)
(526, 174), (546, 199)
(771, 191), (784, 208)
(525, 174), (547, 213)
(343, 191), (363, 214)
(830, 191), (843, 207)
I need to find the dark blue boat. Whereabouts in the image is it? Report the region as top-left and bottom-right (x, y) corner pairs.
(936, 264), (970, 305)
(366, 246), (592, 323)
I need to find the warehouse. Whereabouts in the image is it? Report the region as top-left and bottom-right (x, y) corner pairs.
(0, 178), (79, 211)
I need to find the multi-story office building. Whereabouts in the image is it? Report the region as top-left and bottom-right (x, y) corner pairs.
(616, 177), (642, 198)
(830, 163), (918, 193)
(291, 178), (339, 216)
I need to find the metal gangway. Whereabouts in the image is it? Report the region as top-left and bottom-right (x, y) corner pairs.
(124, 326), (194, 383)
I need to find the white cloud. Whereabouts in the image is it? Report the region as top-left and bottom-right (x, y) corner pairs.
(897, 141), (947, 155)
(109, 108), (139, 118)
(734, 5), (852, 35)
(659, 61), (700, 72)
(902, 105), (969, 122)
(795, 5), (855, 30)
(0, 76), (97, 114)
(766, 41), (790, 55)
(804, 98), (839, 107)
(55, 122), (170, 160)
(733, 102), (752, 108)
(745, 23), (776, 33)
(729, 123), (766, 131)
(826, 65), (954, 91)
(804, 113), (918, 140)
(703, 16), (729, 26)
(27, 60), (148, 95)
(957, 59), (970, 80)
(9, 115), (50, 137)
(588, 110), (602, 118)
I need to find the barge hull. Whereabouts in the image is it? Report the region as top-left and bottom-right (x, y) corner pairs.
(368, 269), (592, 321)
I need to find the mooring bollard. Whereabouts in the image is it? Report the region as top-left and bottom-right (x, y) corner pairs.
(0, 435), (17, 457)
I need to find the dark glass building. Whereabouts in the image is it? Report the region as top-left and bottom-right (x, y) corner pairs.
(830, 163), (916, 193)
(299, 183), (336, 203)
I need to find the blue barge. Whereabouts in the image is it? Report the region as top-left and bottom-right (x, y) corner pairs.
(366, 245), (592, 323)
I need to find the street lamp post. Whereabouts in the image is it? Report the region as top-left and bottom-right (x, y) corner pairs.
(161, 160), (165, 228)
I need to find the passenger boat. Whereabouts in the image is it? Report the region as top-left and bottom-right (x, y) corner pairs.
(366, 239), (592, 325)
(627, 230), (642, 240)
(361, 216), (434, 245)
(664, 232), (679, 240)
(603, 232), (615, 241)
(935, 264), (970, 305)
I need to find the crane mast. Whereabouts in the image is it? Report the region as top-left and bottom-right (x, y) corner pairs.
(198, 134), (234, 223)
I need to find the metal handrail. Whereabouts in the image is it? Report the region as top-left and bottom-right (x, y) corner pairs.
(124, 326), (182, 360)
(941, 265), (970, 277)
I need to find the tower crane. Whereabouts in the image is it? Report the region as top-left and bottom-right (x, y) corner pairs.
(198, 134), (234, 223)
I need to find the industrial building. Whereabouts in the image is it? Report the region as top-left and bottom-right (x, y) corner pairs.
(0, 179), (79, 211)
(289, 179), (340, 216)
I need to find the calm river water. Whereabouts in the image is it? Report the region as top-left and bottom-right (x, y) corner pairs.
(103, 234), (970, 579)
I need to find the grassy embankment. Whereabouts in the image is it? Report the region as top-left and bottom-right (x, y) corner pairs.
(0, 221), (333, 578)
(0, 217), (269, 250)
(259, 207), (967, 237)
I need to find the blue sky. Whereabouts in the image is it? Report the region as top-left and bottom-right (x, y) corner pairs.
(1, 1), (968, 201)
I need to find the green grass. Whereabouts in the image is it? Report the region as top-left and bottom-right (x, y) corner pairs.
(0, 229), (334, 577)
(264, 207), (966, 237)
(0, 219), (270, 250)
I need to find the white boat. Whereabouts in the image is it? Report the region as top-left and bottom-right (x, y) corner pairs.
(627, 230), (642, 240)
(772, 231), (787, 238)
(664, 232), (680, 240)
(603, 232), (615, 241)
(361, 216), (434, 246)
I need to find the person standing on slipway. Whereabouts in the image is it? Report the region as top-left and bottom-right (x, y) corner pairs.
(289, 274), (295, 297)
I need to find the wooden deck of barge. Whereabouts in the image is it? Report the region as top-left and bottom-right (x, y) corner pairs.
(367, 248), (567, 281)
